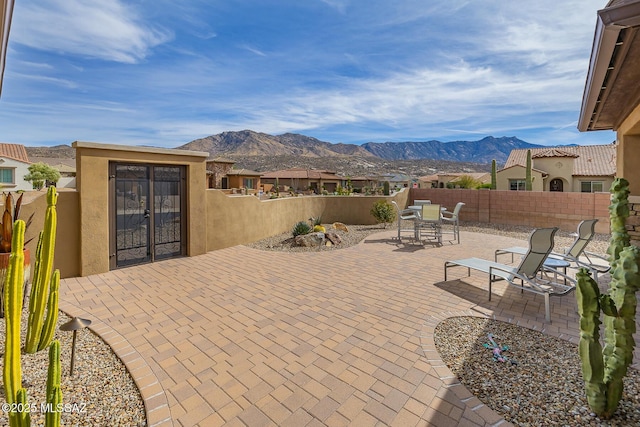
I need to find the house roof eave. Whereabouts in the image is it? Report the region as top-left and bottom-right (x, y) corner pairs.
(579, 0), (640, 132)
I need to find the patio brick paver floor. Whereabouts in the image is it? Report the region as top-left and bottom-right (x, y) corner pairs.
(58, 229), (638, 426)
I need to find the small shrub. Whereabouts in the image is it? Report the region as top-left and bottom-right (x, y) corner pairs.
(311, 217), (322, 226)
(370, 200), (396, 227)
(292, 221), (312, 237)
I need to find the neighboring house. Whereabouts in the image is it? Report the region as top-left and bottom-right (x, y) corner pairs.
(261, 168), (341, 193)
(29, 157), (76, 188)
(205, 157), (234, 189)
(225, 169), (262, 194)
(418, 172), (490, 188)
(497, 145), (616, 192)
(0, 142), (32, 191)
(347, 175), (380, 192)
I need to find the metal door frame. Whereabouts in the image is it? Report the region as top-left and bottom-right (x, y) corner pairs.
(109, 162), (187, 269)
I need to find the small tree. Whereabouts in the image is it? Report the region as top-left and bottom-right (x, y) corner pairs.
(24, 163), (61, 190)
(455, 175), (482, 189)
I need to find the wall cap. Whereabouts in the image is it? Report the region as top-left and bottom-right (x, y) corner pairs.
(72, 141), (209, 158)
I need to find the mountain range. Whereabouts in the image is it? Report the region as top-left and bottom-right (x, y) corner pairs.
(24, 130), (542, 177)
(177, 130), (540, 164)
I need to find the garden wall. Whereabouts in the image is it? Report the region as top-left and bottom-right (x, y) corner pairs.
(409, 188), (611, 234)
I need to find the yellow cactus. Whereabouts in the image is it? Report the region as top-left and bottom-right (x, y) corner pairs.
(313, 225), (326, 233)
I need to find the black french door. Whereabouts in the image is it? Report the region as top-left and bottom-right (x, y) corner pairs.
(109, 163), (187, 269)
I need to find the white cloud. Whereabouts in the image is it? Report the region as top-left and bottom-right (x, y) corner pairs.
(12, 0), (172, 63)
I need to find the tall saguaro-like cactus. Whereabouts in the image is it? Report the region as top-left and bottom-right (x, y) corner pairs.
(525, 149), (532, 191)
(490, 159), (497, 190)
(3, 219), (63, 426)
(576, 177), (640, 418)
(25, 186), (60, 354)
(3, 220), (26, 426)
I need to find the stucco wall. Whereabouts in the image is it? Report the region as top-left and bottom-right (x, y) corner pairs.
(14, 190), (80, 279)
(496, 166), (544, 191)
(206, 189), (411, 250)
(533, 157), (573, 191)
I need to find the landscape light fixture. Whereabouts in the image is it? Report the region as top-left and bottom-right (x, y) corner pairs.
(59, 317), (92, 377)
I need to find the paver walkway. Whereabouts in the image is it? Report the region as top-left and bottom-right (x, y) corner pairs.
(58, 229), (627, 426)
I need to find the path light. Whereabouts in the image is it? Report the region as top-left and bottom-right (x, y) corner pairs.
(59, 317), (92, 377)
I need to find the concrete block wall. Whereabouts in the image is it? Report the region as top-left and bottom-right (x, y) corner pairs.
(410, 188), (611, 234)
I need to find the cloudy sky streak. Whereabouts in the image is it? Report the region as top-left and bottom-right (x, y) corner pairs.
(0, 0), (615, 148)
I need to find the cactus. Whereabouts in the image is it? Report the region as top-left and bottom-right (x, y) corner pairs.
(491, 159), (497, 190)
(525, 149), (532, 191)
(16, 388), (31, 427)
(383, 181), (390, 196)
(25, 186), (59, 354)
(576, 177), (640, 418)
(45, 340), (62, 427)
(3, 220), (25, 426)
(38, 270), (60, 351)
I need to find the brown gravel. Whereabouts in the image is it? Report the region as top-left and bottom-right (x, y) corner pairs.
(435, 317), (640, 427)
(0, 309), (146, 426)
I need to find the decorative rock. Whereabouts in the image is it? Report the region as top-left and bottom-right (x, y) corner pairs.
(333, 222), (349, 232)
(325, 232), (342, 246)
(294, 232), (325, 247)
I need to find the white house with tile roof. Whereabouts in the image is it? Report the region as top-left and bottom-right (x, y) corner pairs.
(0, 142), (33, 191)
(496, 144), (616, 192)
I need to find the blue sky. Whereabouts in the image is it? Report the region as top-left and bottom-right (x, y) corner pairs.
(0, 0), (616, 148)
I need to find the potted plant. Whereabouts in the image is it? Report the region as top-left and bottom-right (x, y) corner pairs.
(0, 192), (34, 317)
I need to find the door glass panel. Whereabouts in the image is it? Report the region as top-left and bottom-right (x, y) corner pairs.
(115, 165), (150, 267)
(153, 166), (183, 260)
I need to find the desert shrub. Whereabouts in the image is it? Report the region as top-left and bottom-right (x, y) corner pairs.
(292, 221), (312, 237)
(370, 200), (396, 227)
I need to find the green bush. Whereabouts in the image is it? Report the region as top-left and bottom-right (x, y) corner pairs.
(292, 221), (312, 237)
(370, 200), (396, 227)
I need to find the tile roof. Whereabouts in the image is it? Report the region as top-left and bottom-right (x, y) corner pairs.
(503, 144), (616, 177)
(0, 143), (30, 163)
(261, 168), (341, 180)
(225, 168), (262, 176)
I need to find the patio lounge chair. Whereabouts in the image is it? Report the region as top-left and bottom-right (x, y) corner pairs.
(444, 227), (575, 322)
(494, 219), (609, 280)
(391, 201), (417, 240)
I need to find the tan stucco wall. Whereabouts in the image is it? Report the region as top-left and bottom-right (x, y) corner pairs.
(15, 190), (80, 279)
(496, 166), (544, 191)
(206, 189), (411, 250)
(73, 141), (208, 276)
(532, 157), (573, 191)
(570, 176), (615, 193)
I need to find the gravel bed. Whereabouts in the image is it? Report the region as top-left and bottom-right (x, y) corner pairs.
(0, 309), (146, 426)
(435, 317), (640, 426)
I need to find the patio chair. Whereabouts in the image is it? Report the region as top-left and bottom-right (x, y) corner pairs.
(444, 227), (575, 322)
(494, 219), (609, 280)
(415, 204), (442, 245)
(440, 202), (465, 244)
(391, 201), (417, 240)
